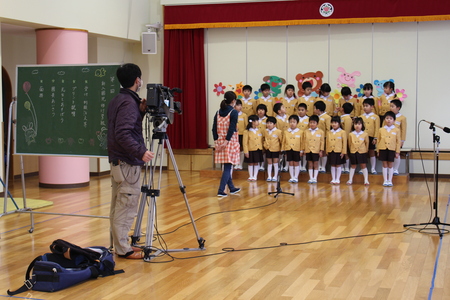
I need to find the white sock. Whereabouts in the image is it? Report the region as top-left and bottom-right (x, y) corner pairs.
(240, 152), (244, 168)
(331, 166), (336, 181)
(248, 165), (254, 179)
(336, 166), (342, 181)
(382, 167), (388, 182)
(362, 168), (369, 183)
(294, 166), (300, 179)
(308, 169), (313, 180)
(388, 167), (394, 182)
(349, 168), (355, 182)
(289, 166), (295, 179)
(370, 156), (376, 171)
(273, 163), (279, 179)
(313, 169), (319, 180)
(394, 157), (400, 172)
(345, 159), (350, 170)
(253, 165), (259, 179)
(302, 156), (307, 169)
(321, 157), (328, 170)
(267, 164), (273, 178)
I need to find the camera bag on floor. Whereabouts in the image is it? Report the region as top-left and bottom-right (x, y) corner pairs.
(7, 239), (124, 295)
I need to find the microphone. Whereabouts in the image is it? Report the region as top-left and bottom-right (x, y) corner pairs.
(170, 88), (183, 93)
(422, 120), (450, 133)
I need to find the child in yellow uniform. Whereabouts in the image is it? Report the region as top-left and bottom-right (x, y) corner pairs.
(327, 116), (347, 184)
(234, 99), (248, 170)
(264, 116), (282, 182)
(377, 111), (402, 187)
(243, 115), (264, 181)
(386, 99), (407, 175)
(347, 117), (369, 185)
(297, 102), (309, 172)
(359, 83), (378, 116)
(304, 115), (324, 184)
(340, 103), (353, 173)
(256, 104), (268, 171)
(338, 87), (359, 118)
(360, 98), (380, 174)
(314, 100), (331, 173)
(282, 115), (303, 183)
(241, 85), (256, 116)
(317, 83), (337, 116)
(273, 102), (289, 132)
(281, 84), (298, 117)
(378, 81), (398, 120)
(257, 83), (274, 117)
(298, 81), (315, 114)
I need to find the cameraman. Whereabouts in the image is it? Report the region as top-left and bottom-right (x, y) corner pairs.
(107, 63), (154, 259)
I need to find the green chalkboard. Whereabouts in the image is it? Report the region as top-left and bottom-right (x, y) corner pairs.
(15, 64), (120, 157)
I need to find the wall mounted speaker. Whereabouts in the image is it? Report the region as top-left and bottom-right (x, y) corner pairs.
(142, 32), (157, 54)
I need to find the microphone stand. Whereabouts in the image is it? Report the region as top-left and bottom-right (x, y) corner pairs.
(403, 121), (450, 236)
(268, 152), (294, 198)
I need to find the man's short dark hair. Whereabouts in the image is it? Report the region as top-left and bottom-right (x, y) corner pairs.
(116, 63), (141, 89)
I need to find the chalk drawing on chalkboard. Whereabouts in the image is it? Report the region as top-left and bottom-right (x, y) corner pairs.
(95, 68), (107, 77)
(21, 81), (38, 145)
(96, 127), (107, 149)
(82, 68), (89, 73)
(57, 71), (65, 76)
(31, 69), (38, 75)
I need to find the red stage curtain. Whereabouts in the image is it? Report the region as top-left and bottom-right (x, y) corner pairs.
(164, 28), (208, 149)
(165, 0), (450, 29)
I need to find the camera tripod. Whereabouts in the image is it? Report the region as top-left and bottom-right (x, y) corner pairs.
(268, 152), (294, 198)
(131, 116), (205, 261)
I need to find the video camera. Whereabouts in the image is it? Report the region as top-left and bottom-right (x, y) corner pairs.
(146, 84), (182, 124)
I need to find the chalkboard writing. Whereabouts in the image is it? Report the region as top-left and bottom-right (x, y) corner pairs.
(15, 64), (120, 157)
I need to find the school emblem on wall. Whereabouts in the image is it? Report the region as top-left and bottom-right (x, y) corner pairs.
(319, 3), (334, 17)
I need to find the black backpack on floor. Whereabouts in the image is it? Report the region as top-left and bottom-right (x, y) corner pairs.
(7, 239), (124, 295)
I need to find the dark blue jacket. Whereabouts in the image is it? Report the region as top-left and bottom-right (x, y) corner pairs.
(212, 105), (238, 141)
(107, 88), (147, 165)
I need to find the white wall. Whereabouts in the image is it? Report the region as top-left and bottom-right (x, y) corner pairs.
(206, 21), (450, 152)
(0, 0), (150, 41)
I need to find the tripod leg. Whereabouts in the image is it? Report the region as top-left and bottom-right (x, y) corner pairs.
(131, 138), (160, 245)
(165, 138), (205, 249)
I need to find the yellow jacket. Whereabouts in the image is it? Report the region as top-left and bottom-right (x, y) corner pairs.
(316, 95), (337, 116)
(243, 128), (264, 153)
(376, 126), (401, 153)
(282, 128), (304, 151)
(297, 116), (309, 131)
(241, 98), (257, 116)
(275, 114), (289, 132)
(237, 112), (248, 135)
(360, 112), (380, 138)
(327, 129), (347, 154)
(382, 113), (407, 142)
(378, 93), (397, 116)
(318, 113), (331, 136)
(298, 95), (315, 115)
(281, 97), (298, 117)
(264, 128), (283, 152)
(304, 128), (324, 153)
(340, 114), (353, 134)
(348, 131), (369, 154)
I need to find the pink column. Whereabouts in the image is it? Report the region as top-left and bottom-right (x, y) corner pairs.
(36, 29), (90, 188)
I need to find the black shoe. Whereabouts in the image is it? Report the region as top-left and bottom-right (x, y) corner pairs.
(230, 188), (241, 194)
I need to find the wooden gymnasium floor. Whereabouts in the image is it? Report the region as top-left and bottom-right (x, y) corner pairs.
(1, 171), (450, 299)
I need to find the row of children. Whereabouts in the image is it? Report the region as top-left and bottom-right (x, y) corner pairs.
(241, 80), (399, 119)
(235, 92), (407, 187)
